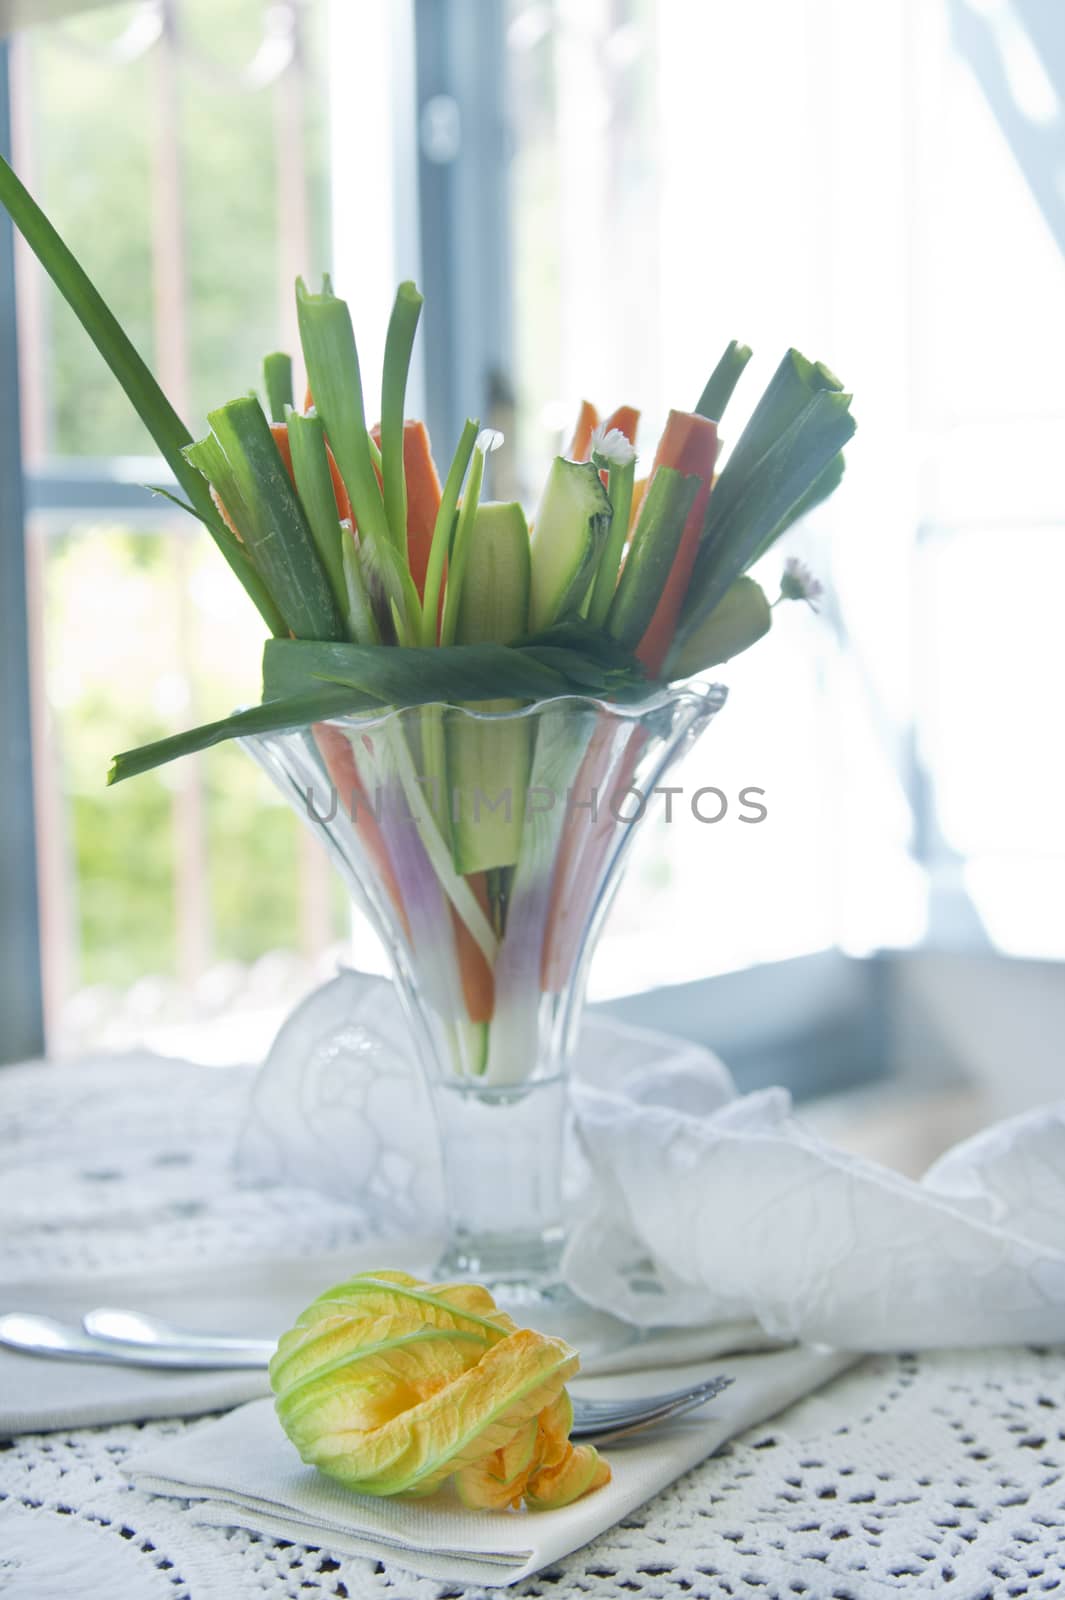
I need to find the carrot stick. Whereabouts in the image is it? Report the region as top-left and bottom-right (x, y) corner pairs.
(269, 420), (354, 525)
(369, 420), (442, 601)
(540, 723), (645, 993)
(600, 404), (640, 445)
(567, 400), (599, 462)
(311, 722), (410, 935)
(634, 410), (719, 677)
(451, 871), (495, 1022)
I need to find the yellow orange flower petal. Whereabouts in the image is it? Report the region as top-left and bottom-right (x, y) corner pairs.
(270, 1271), (611, 1510)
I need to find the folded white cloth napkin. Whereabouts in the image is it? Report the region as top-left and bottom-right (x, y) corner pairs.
(242, 970), (1065, 1351)
(0, 1246), (775, 1437)
(127, 1344), (853, 1587)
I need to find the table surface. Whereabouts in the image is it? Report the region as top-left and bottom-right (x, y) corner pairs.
(2, 1055), (1063, 1600)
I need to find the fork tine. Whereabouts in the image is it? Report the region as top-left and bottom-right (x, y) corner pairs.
(570, 1375), (732, 1442)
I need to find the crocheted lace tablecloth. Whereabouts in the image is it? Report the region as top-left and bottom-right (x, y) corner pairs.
(2, 1056), (1063, 1600)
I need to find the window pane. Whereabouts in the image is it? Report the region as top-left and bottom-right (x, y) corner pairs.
(16, 1), (339, 1057)
(32, 516), (349, 1054)
(18, 0), (331, 463)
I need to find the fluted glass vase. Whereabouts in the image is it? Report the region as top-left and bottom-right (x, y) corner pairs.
(244, 681), (726, 1299)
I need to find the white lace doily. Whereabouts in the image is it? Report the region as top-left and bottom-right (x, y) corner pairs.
(2, 1055), (1064, 1599)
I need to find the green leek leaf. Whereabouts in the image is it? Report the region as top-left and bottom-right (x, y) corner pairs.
(380, 282), (423, 551)
(205, 397), (346, 641)
(694, 340), (753, 423)
(263, 352), (294, 423)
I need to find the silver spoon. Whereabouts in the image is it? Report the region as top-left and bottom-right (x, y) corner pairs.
(0, 1309), (732, 1442)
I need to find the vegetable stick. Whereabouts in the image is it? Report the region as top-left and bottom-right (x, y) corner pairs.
(421, 420), (478, 647)
(450, 873), (495, 1023)
(196, 400), (346, 642)
(694, 340), (752, 422)
(379, 282), (424, 553)
(312, 722), (409, 933)
(600, 404), (640, 444)
(540, 718), (645, 994)
(285, 411), (348, 617)
(262, 352), (294, 423)
(369, 420), (444, 601)
(633, 410), (719, 676)
(271, 420), (354, 524)
(567, 400), (599, 462)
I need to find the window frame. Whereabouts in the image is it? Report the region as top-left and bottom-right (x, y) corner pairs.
(0, 36), (44, 1063)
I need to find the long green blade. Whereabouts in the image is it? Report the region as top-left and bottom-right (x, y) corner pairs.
(421, 419), (479, 646)
(108, 627), (648, 784)
(680, 389), (855, 633)
(695, 340), (752, 423)
(262, 352), (294, 423)
(380, 281), (423, 551)
(704, 350), (845, 540)
(265, 639), (564, 705)
(296, 276), (390, 558)
(439, 441), (487, 645)
(206, 396), (346, 641)
(285, 408), (347, 611)
(108, 689), (370, 786)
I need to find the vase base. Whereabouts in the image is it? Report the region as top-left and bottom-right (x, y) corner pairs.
(432, 1242), (641, 1364)
(433, 1227), (566, 1305)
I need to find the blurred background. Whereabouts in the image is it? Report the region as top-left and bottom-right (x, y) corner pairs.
(1, 0), (1062, 1160)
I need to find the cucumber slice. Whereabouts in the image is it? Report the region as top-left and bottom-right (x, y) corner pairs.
(665, 575), (771, 679)
(529, 458), (612, 631)
(605, 466), (701, 651)
(454, 502), (531, 646)
(448, 501), (533, 874)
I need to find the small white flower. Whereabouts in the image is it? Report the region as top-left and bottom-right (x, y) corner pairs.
(476, 428), (505, 454)
(590, 424), (637, 469)
(779, 556), (823, 610)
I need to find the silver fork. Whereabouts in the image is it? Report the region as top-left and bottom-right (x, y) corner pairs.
(0, 1308), (732, 1443)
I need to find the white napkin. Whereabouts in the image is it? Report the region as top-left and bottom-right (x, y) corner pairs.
(242, 970), (1065, 1351)
(0, 1242), (773, 1437)
(127, 1344), (853, 1587)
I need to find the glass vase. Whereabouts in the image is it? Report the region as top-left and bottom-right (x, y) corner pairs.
(243, 682), (725, 1300)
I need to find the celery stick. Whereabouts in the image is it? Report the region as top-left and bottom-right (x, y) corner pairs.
(587, 457), (635, 628)
(286, 409), (347, 612)
(262, 352), (293, 423)
(206, 396), (346, 641)
(605, 467), (701, 651)
(421, 419), (478, 646)
(295, 276), (391, 568)
(380, 282), (423, 552)
(695, 340), (752, 422)
(447, 502), (533, 874)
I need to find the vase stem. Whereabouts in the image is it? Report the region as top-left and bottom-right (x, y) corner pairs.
(429, 1076), (567, 1297)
